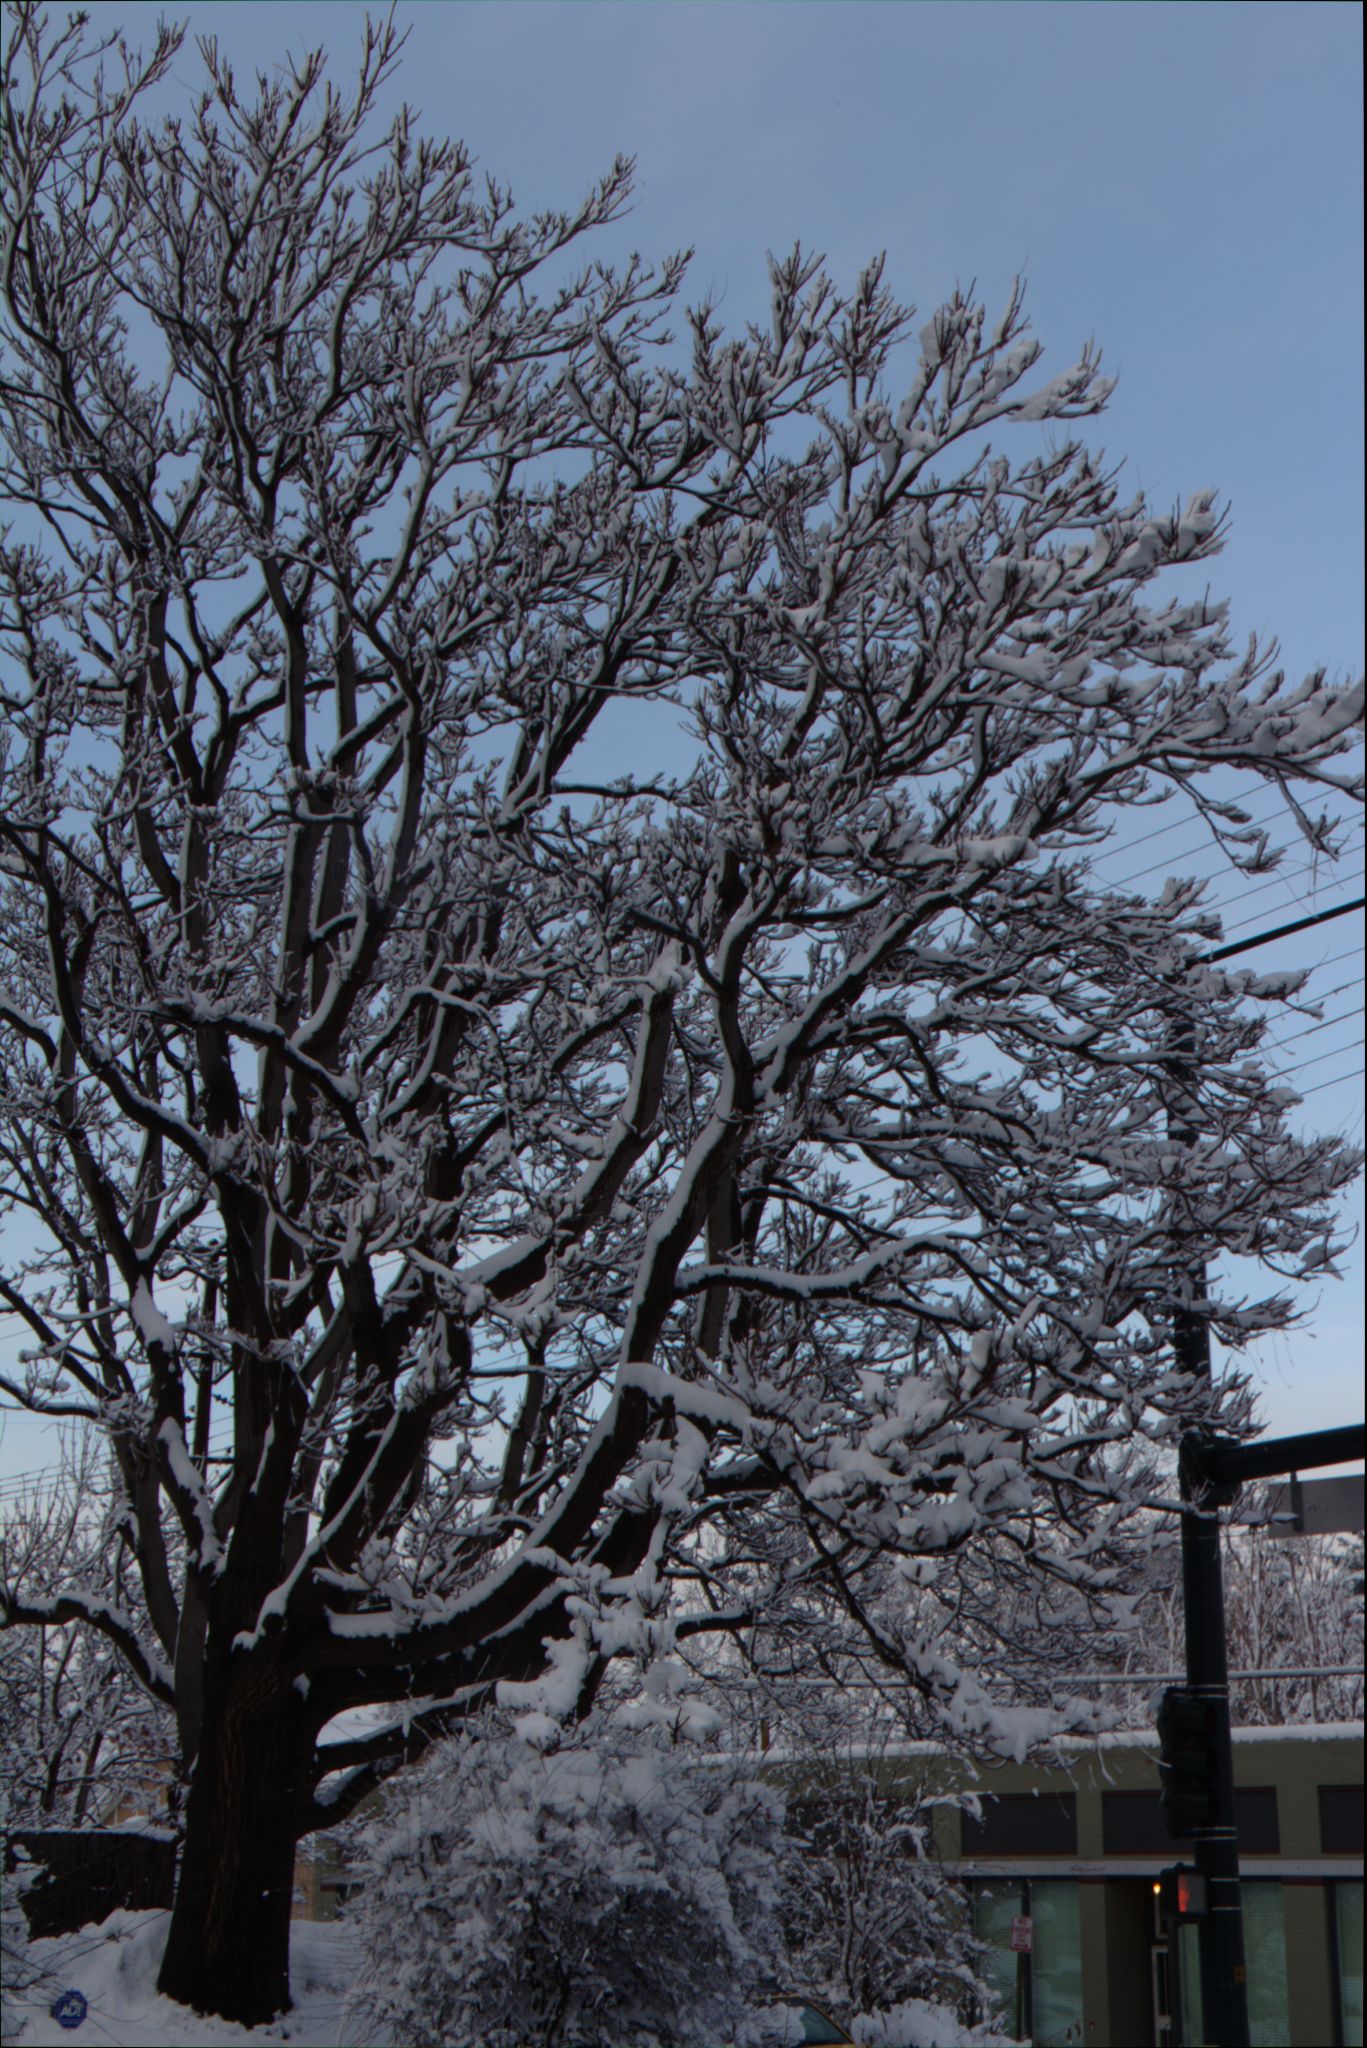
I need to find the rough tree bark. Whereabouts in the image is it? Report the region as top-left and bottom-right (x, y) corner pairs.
(157, 1648), (309, 2022)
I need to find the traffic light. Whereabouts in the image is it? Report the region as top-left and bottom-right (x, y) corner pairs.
(1156, 1863), (1209, 1921)
(1156, 1687), (1218, 1837)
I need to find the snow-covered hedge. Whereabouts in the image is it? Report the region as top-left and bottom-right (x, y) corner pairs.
(850, 1998), (1017, 2048)
(345, 1718), (790, 2048)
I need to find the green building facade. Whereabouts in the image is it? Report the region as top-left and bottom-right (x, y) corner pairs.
(912, 1723), (1363, 2048)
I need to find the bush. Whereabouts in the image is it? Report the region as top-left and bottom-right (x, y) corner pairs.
(1, 1789), (38, 2043)
(346, 1717), (789, 2048)
(851, 1998), (1014, 2048)
(781, 1739), (992, 2022)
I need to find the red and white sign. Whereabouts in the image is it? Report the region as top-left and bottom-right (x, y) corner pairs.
(1010, 1915), (1033, 1953)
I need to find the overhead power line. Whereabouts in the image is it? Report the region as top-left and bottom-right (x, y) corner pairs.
(1267, 1037), (1365, 1087)
(1261, 988), (1364, 1058)
(1114, 815), (1363, 897)
(1203, 895), (1366, 963)
(1295, 1068), (1365, 1101)
(1215, 872), (1364, 940)
(1097, 753), (1364, 870)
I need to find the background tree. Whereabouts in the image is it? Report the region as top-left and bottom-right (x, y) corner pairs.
(0, 1434), (175, 1832)
(0, 1779), (39, 2047)
(1128, 1523), (1365, 1728)
(781, 1716), (990, 2025)
(0, 5), (1361, 2023)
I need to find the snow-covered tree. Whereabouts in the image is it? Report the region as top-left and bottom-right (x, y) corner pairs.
(1126, 1523), (1365, 1727)
(345, 1715), (789, 2048)
(0, 1436), (175, 1830)
(0, 4), (1361, 2023)
(783, 1726), (988, 2022)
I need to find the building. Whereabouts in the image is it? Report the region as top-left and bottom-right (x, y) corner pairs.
(923, 1722), (1363, 2048)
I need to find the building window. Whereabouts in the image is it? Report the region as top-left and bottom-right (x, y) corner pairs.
(1336, 1881), (1364, 2048)
(960, 1791), (1078, 1857)
(971, 1880), (1083, 2047)
(1100, 1786), (1279, 1856)
(1177, 1883), (1288, 2048)
(1243, 1882), (1290, 2048)
(1321, 1786), (1366, 1856)
(973, 1883), (1025, 2036)
(1031, 1880), (1084, 2048)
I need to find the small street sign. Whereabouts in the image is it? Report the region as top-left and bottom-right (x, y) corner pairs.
(50, 1988), (88, 2031)
(1263, 1473), (1365, 1538)
(1010, 1914), (1033, 1953)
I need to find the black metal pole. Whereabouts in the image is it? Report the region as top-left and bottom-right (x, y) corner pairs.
(1167, 1014), (1249, 2048)
(1177, 1422), (1249, 2048)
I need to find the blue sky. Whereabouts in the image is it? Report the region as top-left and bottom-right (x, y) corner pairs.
(0, 0), (1361, 1484)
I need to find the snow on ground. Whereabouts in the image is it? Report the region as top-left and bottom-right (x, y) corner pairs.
(9, 1911), (372, 2047)
(7, 1908), (1007, 2046)
(852, 2004), (1007, 2048)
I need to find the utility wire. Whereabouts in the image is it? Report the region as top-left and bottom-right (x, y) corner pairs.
(1266, 1036), (1365, 1086)
(1297, 943), (1365, 977)
(1210, 850), (1363, 918)
(1216, 875), (1364, 940)
(1293, 1069), (1365, 1101)
(1199, 859), (1363, 940)
(1096, 756), (1363, 869)
(1260, 991), (1364, 1058)
(1204, 895), (1366, 963)
(1111, 815), (1363, 896)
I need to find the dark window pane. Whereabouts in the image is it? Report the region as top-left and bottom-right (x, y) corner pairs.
(1102, 1790), (1174, 1855)
(1337, 1881), (1364, 2048)
(961, 1792), (1077, 1856)
(1100, 1787), (1279, 1855)
(1320, 1785), (1365, 1855)
(1236, 1787), (1279, 1853)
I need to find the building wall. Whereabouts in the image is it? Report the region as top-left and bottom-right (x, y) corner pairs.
(898, 1724), (1364, 2048)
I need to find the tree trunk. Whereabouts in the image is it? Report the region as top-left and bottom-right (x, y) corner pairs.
(157, 1651), (308, 2024)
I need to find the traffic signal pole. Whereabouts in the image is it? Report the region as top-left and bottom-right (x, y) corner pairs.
(1176, 1419), (1249, 2048)
(1157, 910), (1364, 2046)
(1165, 1007), (1249, 2048)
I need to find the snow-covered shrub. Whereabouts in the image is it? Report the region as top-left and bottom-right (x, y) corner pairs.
(346, 1717), (789, 2048)
(1, 1784), (39, 2043)
(850, 1998), (1014, 2048)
